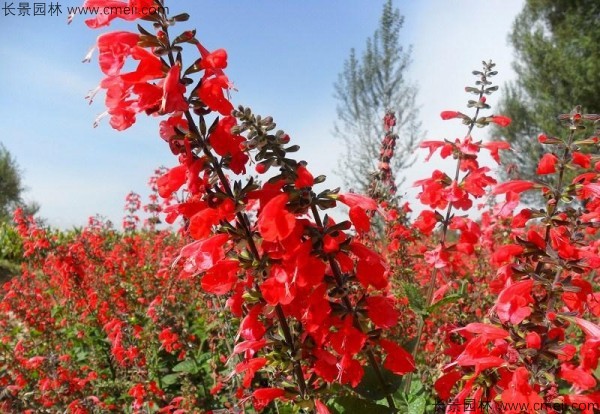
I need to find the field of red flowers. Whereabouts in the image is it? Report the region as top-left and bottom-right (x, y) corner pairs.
(1, 1), (599, 413)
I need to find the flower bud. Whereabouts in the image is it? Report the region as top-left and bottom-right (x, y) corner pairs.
(255, 163), (268, 174)
(526, 331), (541, 349)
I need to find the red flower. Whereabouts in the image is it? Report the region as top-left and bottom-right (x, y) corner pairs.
(187, 200), (235, 239)
(201, 259), (239, 295)
(560, 364), (597, 390)
(235, 357), (267, 388)
(492, 180), (535, 195)
(490, 244), (524, 267)
(313, 349), (339, 383)
(82, 0), (156, 28)
(482, 141), (510, 163)
(525, 332), (541, 349)
(453, 323), (509, 341)
(501, 367), (543, 413)
(260, 266), (296, 305)
(178, 233), (229, 274)
(490, 115), (511, 127)
(434, 370), (463, 400)
(209, 116), (248, 174)
(495, 280), (534, 324)
(536, 153), (558, 175)
(424, 245), (449, 269)
(330, 317), (367, 356)
(413, 210), (439, 235)
(581, 183), (600, 199)
(414, 170), (452, 209)
(379, 339), (415, 375)
(338, 193), (378, 233)
(338, 354), (364, 387)
(96, 31), (139, 76)
(315, 399), (330, 414)
(420, 140), (446, 161)
(199, 74), (234, 115)
(550, 227), (579, 259)
(160, 63), (188, 114)
(199, 48), (228, 72)
(158, 328), (181, 353)
(572, 317), (600, 341)
(240, 306), (266, 341)
(350, 242), (388, 289)
(128, 383), (146, 407)
(120, 46), (164, 83)
(512, 208), (532, 228)
(440, 111), (466, 120)
(462, 167), (496, 197)
(454, 336), (505, 371)
(157, 165), (187, 198)
(294, 165), (314, 188)
(252, 388), (285, 411)
(572, 151), (592, 169)
(257, 194), (296, 242)
(366, 296), (399, 328)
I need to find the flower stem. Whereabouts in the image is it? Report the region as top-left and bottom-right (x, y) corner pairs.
(158, 15), (309, 400)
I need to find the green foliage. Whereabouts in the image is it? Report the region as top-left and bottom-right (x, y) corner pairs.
(396, 379), (428, 414)
(402, 281), (426, 314)
(0, 221), (22, 283)
(334, 0), (421, 192)
(331, 395), (395, 414)
(0, 145), (24, 221)
(353, 366), (403, 401)
(0, 221), (22, 262)
(426, 293), (462, 315)
(497, 0), (600, 181)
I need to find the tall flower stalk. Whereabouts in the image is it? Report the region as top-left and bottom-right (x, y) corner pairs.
(406, 61), (511, 393)
(439, 108), (600, 411)
(80, 1), (416, 411)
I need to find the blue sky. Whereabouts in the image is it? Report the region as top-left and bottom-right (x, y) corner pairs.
(0, 0), (524, 228)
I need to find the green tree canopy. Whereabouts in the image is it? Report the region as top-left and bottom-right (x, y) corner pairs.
(0, 145), (25, 221)
(497, 0), (600, 180)
(0, 144), (38, 221)
(334, 0), (420, 193)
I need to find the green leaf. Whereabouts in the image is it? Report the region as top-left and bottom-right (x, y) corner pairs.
(403, 282), (425, 313)
(353, 366), (402, 401)
(426, 294), (462, 314)
(409, 378), (424, 396)
(408, 396), (426, 414)
(172, 359), (198, 374)
(332, 396), (395, 414)
(161, 373), (180, 386)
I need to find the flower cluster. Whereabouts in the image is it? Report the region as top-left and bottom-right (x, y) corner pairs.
(79, 1), (416, 412)
(435, 102), (600, 411)
(2, 2), (598, 413)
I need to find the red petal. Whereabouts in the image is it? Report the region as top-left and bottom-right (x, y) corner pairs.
(366, 296), (399, 328)
(434, 370), (463, 400)
(492, 180), (535, 195)
(201, 259), (239, 295)
(380, 339), (415, 375)
(258, 194), (296, 242)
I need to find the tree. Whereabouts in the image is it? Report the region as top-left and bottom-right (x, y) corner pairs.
(497, 0), (600, 180)
(334, 0), (420, 193)
(0, 145), (25, 221)
(0, 145), (29, 281)
(0, 144), (38, 221)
